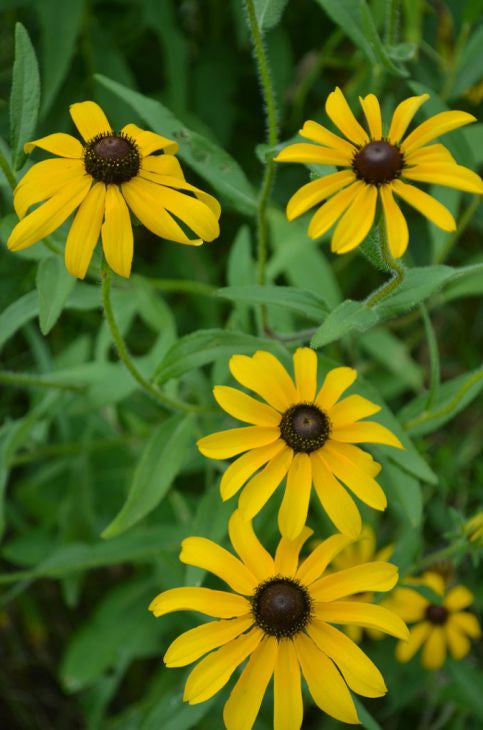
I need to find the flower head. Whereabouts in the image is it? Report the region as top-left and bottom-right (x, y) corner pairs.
(197, 347), (403, 540)
(275, 87), (482, 257)
(149, 511), (408, 728)
(389, 571), (481, 670)
(7, 101), (221, 278)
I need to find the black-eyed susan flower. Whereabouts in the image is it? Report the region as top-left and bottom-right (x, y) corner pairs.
(197, 347), (402, 541)
(149, 511), (408, 728)
(275, 87), (483, 257)
(7, 101), (220, 278)
(389, 571), (481, 670)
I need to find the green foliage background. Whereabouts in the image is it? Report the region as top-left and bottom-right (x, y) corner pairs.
(0, 0), (482, 728)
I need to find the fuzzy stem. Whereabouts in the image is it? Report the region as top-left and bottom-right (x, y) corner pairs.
(366, 220), (406, 307)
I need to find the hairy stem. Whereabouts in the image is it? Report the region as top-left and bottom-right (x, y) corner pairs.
(366, 220), (406, 307)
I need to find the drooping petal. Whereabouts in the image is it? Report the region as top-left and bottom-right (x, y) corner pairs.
(421, 627), (446, 670)
(274, 143), (352, 166)
(380, 184), (409, 258)
(395, 621), (431, 662)
(149, 586), (250, 618)
(69, 101), (112, 141)
(402, 162), (483, 194)
(294, 633), (359, 724)
(392, 178), (456, 231)
(402, 110), (476, 154)
(141, 153), (185, 179)
(314, 600), (409, 639)
(449, 612), (481, 639)
(164, 615), (253, 667)
(65, 181), (105, 279)
(7, 174), (92, 252)
(445, 624), (471, 660)
(274, 639), (303, 730)
(274, 526), (313, 577)
(330, 420), (403, 448)
(308, 620), (387, 697)
(404, 143), (455, 166)
(311, 561), (398, 601)
(213, 386), (281, 426)
(238, 446), (293, 520)
(197, 426), (281, 459)
(223, 636), (277, 730)
(122, 123), (178, 155)
(325, 87), (369, 146)
(443, 585), (474, 612)
(330, 183), (378, 254)
(14, 158), (84, 218)
(184, 627), (262, 704)
(24, 133), (83, 158)
(228, 509), (275, 581)
(286, 170), (355, 221)
(307, 181), (362, 239)
(139, 169), (221, 218)
(180, 537), (257, 595)
(324, 442), (381, 477)
(293, 347), (318, 402)
(328, 394), (381, 427)
(296, 533), (353, 585)
(102, 185), (134, 278)
(220, 441), (286, 501)
(299, 119), (356, 155)
(316, 367), (357, 410)
(278, 453), (312, 540)
(321, 441), (387, 510)
(311, 451), (362, 539)
(359, 94), (382, 139)
(387, 94), (429, 144)
(147, 184), (220, 240)
(229, 353), (297, 412)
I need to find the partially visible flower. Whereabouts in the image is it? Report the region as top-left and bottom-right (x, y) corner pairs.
(7, 101), (220, 278)
(275, 87), (482, 257)
(464, 512), (483, 546)
(389, 571), (481, 670)
(197, 347), (402, 540)
(149, 511), (408, 729)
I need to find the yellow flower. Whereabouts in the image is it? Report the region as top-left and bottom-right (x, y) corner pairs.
(464, 511), (483, 546)
(197, 347), (403, 540)
(275, 87), (482, 257)
(390, 571), (481, 670)
(149, 511), (408, 728)
(7, 101), (221, 279)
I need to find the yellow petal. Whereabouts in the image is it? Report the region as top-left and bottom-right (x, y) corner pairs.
(389, 587), (429, 622)
(449, 612), (481, 639)
(292, 347), (318, 402)
(274, 143), (352, 166)
(311, 451), (362, 539)
(402, 110), (476, 154)
(308, 620), (387, 697)
(330, 420), (403, 448)
(311, 561), (398, 601)
(65, 181), (105, 279)
(213, 385), (281, 426)
(7, 174), (91, 252)
(359, 94), (382, 139)
(149, 586), (250, 618)
(403, 162), (483, 194)
(445, 623), (471, 660)
(299, 119), (356, 155)
(184, 627), (262, 704)
(421, 626), (446, 670)
(238, 446), (293, 520)
(316, 367), (357, 410)
(287, 170), (355, 221)
(274, 525), (313, 577)
(141, 153), (185, 179)
(197, 426), (280, 459)
(164, 615), (253, 667)
(404, 143), (455, 166)
(122, 123), (178, 155)
(14, 158), (84, 218)
(314, 600), (409, 639)
(274, 639), (303, 730)
(252, 350), (299, 404)
(395, 621), (431, 662)
(321, 441), (387, 510)
(422, 571), (445, 596)
(101, 185), (133, 278)
(228, 509), (275, 582)
(331, 183), (378, 254)
(325, 87), (369, 146)
(69, 101), (111, 141)
(324, 442), (381, 477)
(294, 632), (359, 724)
(220, 441), (286, 501)
(387, 94), (429, 144)
(229, 353), (297, 412)
(278, 453), (312, 540)
(24, 132), (83, 157)
(328, 393), (381, 427)
(392, 178), (456, 231)
(443, 585), (474, 612)
(140, 168), (221, 218)
(223, 636), (277, 730)
(307, 180), (362, 239)
(296, 533), (353, 585)
(380, 184), (409, 258)
(180, 537), (257, 595)
(147, 183), (220, 240)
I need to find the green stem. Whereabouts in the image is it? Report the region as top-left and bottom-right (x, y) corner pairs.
(0, 149), (17, 191)
(366, 221), (406, 307)
(412, 540), (467, 573)
(419, 303), (440, 410)
(384, 0), (400, 46)
(244, 0), (279, 287)
(0, 370), (83, 392)
(101, 262), (205, 414)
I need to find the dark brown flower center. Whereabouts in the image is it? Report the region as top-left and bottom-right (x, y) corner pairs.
(252, 577), (312, 638)
(280, 404), (330, 453)
(353, 140), (403, 185)
(425, 604), (448, 625)
(84, 132), (140, 184)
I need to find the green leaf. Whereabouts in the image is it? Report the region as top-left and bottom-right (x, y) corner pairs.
(381, 460), (422, 527)
(154, 329), (285, 384)
(444, 660), (483, 720)
(218, 285), (329, 322)
(9, 23), (41, 170)
(102, 414), (194, 538)
(313, 0), (407, 76)
(311, 300), (379, 348)
(0, 291), (38, 353)
(353, 698), (382, 730)
(254, 0), (290, 29)
(450, 25), (483, 99)
(95, 74), (256, 214)
(36, 256), (76, 335)
(360, 329), (423, 390)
